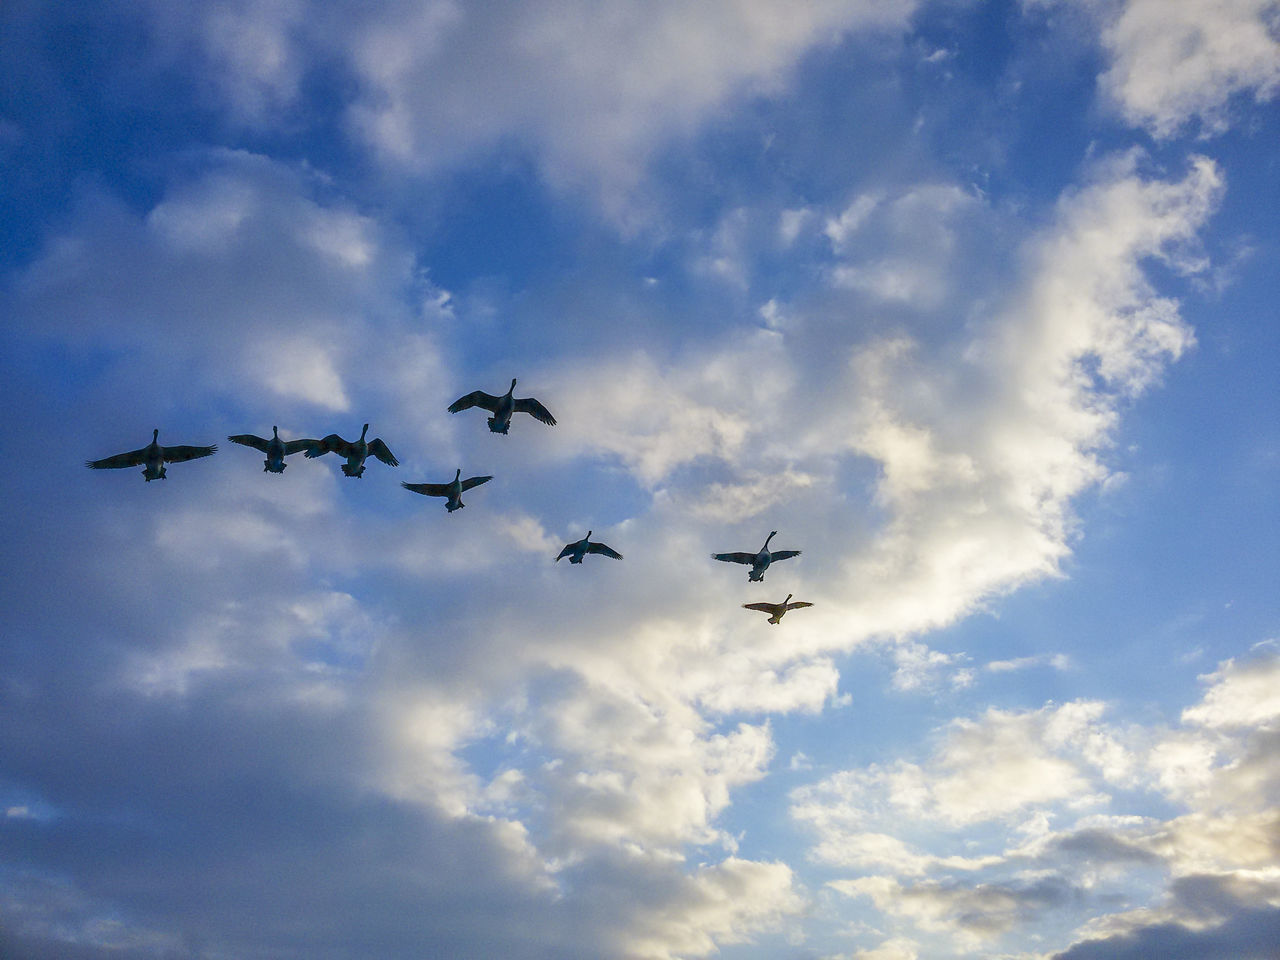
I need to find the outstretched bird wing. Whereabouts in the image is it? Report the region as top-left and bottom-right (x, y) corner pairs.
(86, 446), (148, 469)
(448, 391), (501, 414)
(227, 433), (269, 453)
(769, 550), (801, 562)
(306, 434), (349, 458)
(586, 541), (622, 559)
(162, 443), (217, 463)
(712, 552), (757, 565)
(785, 601), (813, 611)
(742, 603), (780, 613)
(513, 397), (557, 426)
(555, 543), (575, 561)
(460, 475), (493, 491)
(368, 438), (398, 467)
(283, 438), (316, 455)
(402, 481), (451, 497)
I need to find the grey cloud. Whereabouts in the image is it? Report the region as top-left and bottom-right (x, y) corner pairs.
(1052, 906), (1280, 960)
(1054, 829), (1162, 866)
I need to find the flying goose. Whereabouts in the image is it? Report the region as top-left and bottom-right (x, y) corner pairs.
(402, 468), (493, 512)
(711, 530), (800, 582)
(304, 423), (398, 477)
(86, 429), (216, 481)
(448, 378), (556, 434)
(742, 594), (813, 625)
(556, 531), (623, 564)
(227, 425), (316, 473)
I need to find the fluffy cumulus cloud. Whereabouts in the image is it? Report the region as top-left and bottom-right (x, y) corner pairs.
(8, 143), (1227, 959)
(128, 0), (922, 215)
(2, 0), (1275, 957)
(791, 649), (1280, 958)
(1028, 0), (1280, 137)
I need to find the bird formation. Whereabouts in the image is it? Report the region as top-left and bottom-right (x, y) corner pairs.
(86, 378), (812, 623)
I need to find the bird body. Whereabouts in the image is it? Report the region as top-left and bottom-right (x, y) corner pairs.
(86, 428), (216, 481)
(712, 530), (800, 582)
(556, 530), (623, 564)
(227, 425), (315, 473)
(742, 593), (813, 624)
(448, 378), (556, 434)
(402, 468), (493, 512)
(305, 423), (398, 477)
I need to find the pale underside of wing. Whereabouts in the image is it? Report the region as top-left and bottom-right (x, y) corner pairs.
(368, 438), (398, 466)
(513, 397), (556, 426)
(769, 550), (801, 562)
(712, 552), (756, 565)
(448, 391), (501, 414)
(742, 602), (781, 613)
(162, 444), (217, 463)
(227, 433), (269, 453)
(402, 481), (451, 497)
(86, 447), (147, 469)
(460, 475), (493, 491)
(785, 601), (813, 610)
(586, 542), (622, 559)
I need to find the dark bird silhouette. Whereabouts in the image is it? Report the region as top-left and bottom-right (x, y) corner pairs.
(712, 530), (800, 582)
(86, 428), (216, 481)
(304, 423), (397, 477)
(742, 593), (813, 624)
(556, 530), (623, 563)
(402, 468), (492, 512)
(448, 378), (556, 434)
(227, 425), (316, 473)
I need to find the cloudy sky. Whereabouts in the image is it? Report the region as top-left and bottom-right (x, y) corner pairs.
(2, 1), (1278, 957)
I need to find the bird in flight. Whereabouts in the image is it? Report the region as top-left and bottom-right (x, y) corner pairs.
(86, 428), (216, 482)
(305, 423), (398, 478)
(556, 531), (623, 564)
(448, 378), (556, 434)
(402, 468), (493, 513)
(742, 593), (813, 624)
(227, 425), (316, 473)
(712, 530), (800, 582)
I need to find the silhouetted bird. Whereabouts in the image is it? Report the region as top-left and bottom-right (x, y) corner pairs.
(86, 429), (216, 482)
(712, 530), (800, 582)
(556, 531), (623, 563)
(448, 378), (556, 434)
(305, 423), (397, 477)
(227, 425), (316, 473)
(742, 593), (813, 624)
(401, 468), (492, 512)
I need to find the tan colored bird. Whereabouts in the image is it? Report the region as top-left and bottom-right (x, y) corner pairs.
(742, 594), (812, 625)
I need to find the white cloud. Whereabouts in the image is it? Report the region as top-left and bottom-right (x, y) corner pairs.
(1032, 0), (1280, 138)
(790, 651), (1280, 956)
(13, 150), (443, 420)
(619, 857), (804, 959)
(1182, 653), (1280, 730)
(849, 937), (922, 960)
(343, 0), (921, 212)
(135, 0), (921, 216)
(825, 185), (980, 309)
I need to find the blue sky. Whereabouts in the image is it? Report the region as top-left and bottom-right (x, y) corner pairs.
(1, 1), (1278, 958)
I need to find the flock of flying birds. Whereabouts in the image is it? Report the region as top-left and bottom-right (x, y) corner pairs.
(86, 378), (813, 624)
